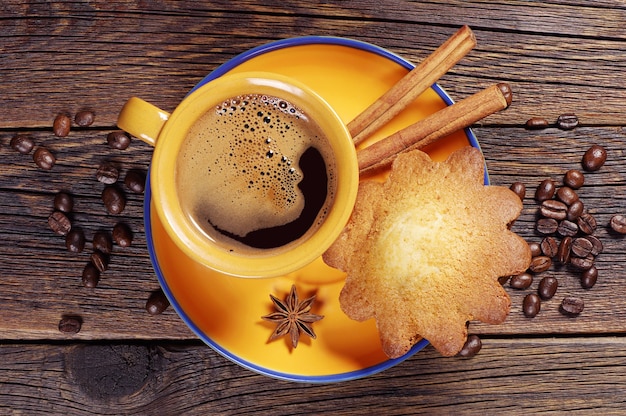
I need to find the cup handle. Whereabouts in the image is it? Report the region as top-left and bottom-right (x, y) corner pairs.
(117, 97), (171, 147)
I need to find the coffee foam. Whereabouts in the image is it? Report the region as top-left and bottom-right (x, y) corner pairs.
(177, 94), (335, 245)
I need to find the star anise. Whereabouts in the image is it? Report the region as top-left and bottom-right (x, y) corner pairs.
(261, 285), (324, 348)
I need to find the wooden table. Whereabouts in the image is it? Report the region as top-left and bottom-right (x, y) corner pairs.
(2, 1), (626, 413)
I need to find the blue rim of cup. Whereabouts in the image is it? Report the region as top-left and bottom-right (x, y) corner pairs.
(144, 36), (482, 383)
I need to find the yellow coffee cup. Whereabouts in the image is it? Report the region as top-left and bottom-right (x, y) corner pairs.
(117, 72), (358, 278)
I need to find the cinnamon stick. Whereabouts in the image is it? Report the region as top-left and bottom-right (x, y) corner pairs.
(357, 83), (513, 174)
(348, 25), (476, 145)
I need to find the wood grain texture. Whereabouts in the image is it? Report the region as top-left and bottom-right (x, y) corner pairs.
(1, 338), (626, 414)
(3, 0), (626, 413)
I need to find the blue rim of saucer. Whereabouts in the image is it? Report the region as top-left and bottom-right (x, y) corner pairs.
(144, 36), (482, 383)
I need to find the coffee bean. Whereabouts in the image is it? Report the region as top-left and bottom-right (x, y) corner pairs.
(535, 179), (556, 202)
(529, 242), (542, 257)
(557, 219), (578, 237)
(10, 135), (34, 154)
(557, 236), (572, 264)
(566, 200), (584, 221)
(529, 256), (552, 273)
(560, 297), (584, 316)
(58, 315), (82, 334)
(523, 293), (541, 318)
(48, 211), (71, 236)
(585, 235), (604, 256)
(571, 237), (593, 258)
(82, 263), (100, 288)
(457, 334), (482, 358)
(556, 113), (579, 130)
(146, 289), (170, 315)
(510, 272), (533, 290)
(53, 114), (72, 137)
(581, 266), (598, 289)
(509, 182), (526, 201)
(90, 250), (109, 272)
(577, 212), (597, 235)
(112, 222), (133, 247)
(107, 131), (131, 150)
(556, 186), (579, 206)
(537, 218), (558, 235)
(65, 228), (85, 253)
(102, 185), (126, 215)
(610, 214), (626, 234)
(563, 169), (585, 189)
(96, 162), (119, 185)
(75, 110), (95, 127)
(93, 231), (113, 254)
(538, 276), (558, 300)
(124, 169), (146, 194)
(582, 144), (607, 172)
(53, 192), (74, 213)
(540, 199), (567, 220)
(525, 117), (549, 130)
(33, 147), (55, 170)
(540, 236), (559, 258)
(571, 255), (594, 271)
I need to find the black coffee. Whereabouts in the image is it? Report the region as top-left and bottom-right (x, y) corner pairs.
(177, 93), (337, 254)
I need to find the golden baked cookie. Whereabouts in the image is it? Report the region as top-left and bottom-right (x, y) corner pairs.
(323, 146), (531, 357)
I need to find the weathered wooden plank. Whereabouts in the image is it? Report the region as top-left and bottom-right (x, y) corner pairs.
(1, 1), (626, 127)
(1, 338), (626, 414)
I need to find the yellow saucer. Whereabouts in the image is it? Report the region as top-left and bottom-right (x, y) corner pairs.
(146, 37), (479, 382)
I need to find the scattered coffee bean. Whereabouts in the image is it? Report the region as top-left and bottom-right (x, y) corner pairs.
(529, 256), (552, 273)
(107, 131), (131, 150)
(124, 169), (146, 194)
(65, 228), (85, 253)
(540, 199), (567, 220)
(10, 135), (34, 154)
(586, 235), (603, 256)
(560, 297), (584, 316)
(96, 162), (119, 185)
(48, 211), (71, 236)
(74, 110), (95, 127)
(540, 236), (559, 258)
(537, 218), (558, 235)
(581, 266), (598, 289)
(457, 334), (482, 358)
(570, 255), (594, 271)
(523, 293), (541, 318)
(557, 219), (578, 237)
(556, 186), (579, 206)
(82, 263), (100, 288)
(510, 272), (533, 290)
(525, 117), (549, 130)
(146, 289), (170, 315)
(102, 185), (126, 215)
(53, 192), (74, 213)
(509, 182), (526, 201)
(112, 222), (133, 247)
(535, 179), (556, 202)
(90, 250), (109, 272)
(566, 200), (584, 221)
(577, 212), (597, 235)
(58, 315), (82, 334)
(556, 113), (579, 130)
(93, 231), (113, 254)
(582, 144), (607, 171)
(53, 114), (72, 137)
(610, 214), (626, 234)
(557, 236), (572, 264)
(538, 276), (558, 300)
(33, 147), (55, 170)
(563, 169), (584, 189)
(571, 237), (593, 258)
(529, 242), (542, 257)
